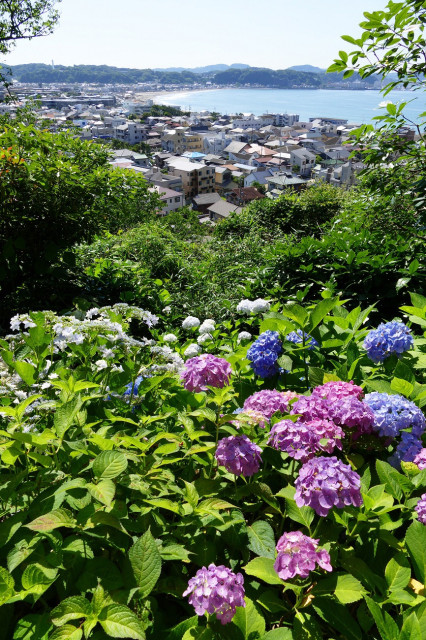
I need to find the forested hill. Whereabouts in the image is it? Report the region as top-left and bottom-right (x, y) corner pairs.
(3, 63), (377, 87)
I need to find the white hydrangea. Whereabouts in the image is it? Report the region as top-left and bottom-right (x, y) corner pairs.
(95, 359), (108, 371)
(197, 333), (213, 345)
(199, 319), (215, 334)
(163, 306), (172, 315)
(236, 298), (270, 315)
(238, 331), (252, 342)
(163, 333), (178, 343)
(184, 343), (202, 358)
(10, 314), (36, 331)
(182, 316), (200, 329)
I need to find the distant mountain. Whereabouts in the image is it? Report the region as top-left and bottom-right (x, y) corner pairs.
(287, 65), (326, 73)
(153, 63), (250, 74)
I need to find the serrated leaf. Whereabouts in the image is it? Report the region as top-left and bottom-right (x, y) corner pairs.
(129, 529), (162, 597)
(99, 604), (145, 639)
(21, 563), (57, 592)
(12, 613), (52, 640)
(12, 361), (36, 385)
(182, 627), (213, 640)
(406, 521), (426, 583)
(391, 377), (414, 397)
(376, 460), (412, 500)
(312, 598), (362, 640)
(54, 396), (83, 439)
(262, 630), (293, 640)
(364, 595), (400, 640)
(247, 520), (276, 559)
(51, 596), (92, 625)
(92, 450), (128, 479)
(285, 498), (315, 528)
(87, 479), (115, 506)
(243, 557), (282, 585)
(0, 566), (14, 605)
(49, 626), (83, 640)
(26, 508), (75, 532)
(144, 498), (181, 514)
(385, 553), (411, 591)
(313, 573), (365, 603)
(232, 597), (265, 639)
(196, 498), (235, 514)
(400, 613), (422, 640)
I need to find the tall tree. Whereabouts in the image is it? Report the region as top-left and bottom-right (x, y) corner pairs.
(0, 0), (60, 54)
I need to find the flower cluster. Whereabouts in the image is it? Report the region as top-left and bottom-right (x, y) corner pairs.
(238, 331), (252, 342)
(182, 316), (200, 329)
(389, 432), (423, 468)
(413, 449), (426, 470)
(415, 494), (426, 524)
(199, 319), (216, 334)
(243, 389), (298, 421)
(183, 564), (245, 624)
(232, 409), (268, 429)
(237, 298), (270, 315)
(286, 329), (319, 350)
(274, 531), (332, 580)
(215, 435), (262, 476)
(268, 419), (344, 461)
(247, 331), (282, 378)
(184, 343), (201, 358)
(292, 394), (374, 438)
(180, 354), (231, 392)
(163, 333), (178, 344)
(312, 381), (364, 401)
(363, 321), (414, 364)
(364, 392), (425, 439)
(123, 376), (144, 397)
(295, 456), (363, 516)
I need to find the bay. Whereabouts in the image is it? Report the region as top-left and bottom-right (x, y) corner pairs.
(156, 88), (424, 124)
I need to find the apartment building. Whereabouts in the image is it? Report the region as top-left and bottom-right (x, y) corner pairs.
(165, 157), (215, 197)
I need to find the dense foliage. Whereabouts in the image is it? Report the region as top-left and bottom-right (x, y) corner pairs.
(0, 293), (426, 639)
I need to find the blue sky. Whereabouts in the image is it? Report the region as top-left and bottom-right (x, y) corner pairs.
(3, 0), (389, 69)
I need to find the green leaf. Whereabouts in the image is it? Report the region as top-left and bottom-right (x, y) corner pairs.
(54, 396), (83, 439)
(400, 613), (422, 640)
(312, 598), (362, 640)
(92, 451), (128, 479)
(87, 480), (115, 506)
(293, 611), (322, 640)
(390, 377), (414, 397)
(21, 563), (57, 592)
(99, 604), (145, 639)
(232, 597), (265, 640)
(312, 573), (365, 604)
(51, 596), (92, 626)
(129, 529), (162, 597)
(309, 297), (339, 331)
(182, 628), (213, 640)
(385, 552), (411, 591)
(144, 498), (181, 514)
(0, 566), (14, 605)
(262, 629), (293, 640)
(364, 595), (400, 640)
(376, 460), (412, 500)
(26, 508), (76, 532)
(406, 521), (426, 583)
(12, 614), (52, 640)
(247, 520), (276, 559)
(243, 557), (282, 585)
(49, 626), (83, 640)
(12, 361), (36, 385)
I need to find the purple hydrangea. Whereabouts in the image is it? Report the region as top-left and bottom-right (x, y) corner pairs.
(414, 449), (426, 470)
(215, 435), (262, 476)
(292, 394), (374, 438)
(183, 563), (245, 624)
(415, 494), (426, 524)
(364, 392), (425, 439)
(180, 354), (231, 392)
(389, 432), (423, 468)
(247, 331), (282, 378)
(286, 330), (319, 350)
(243, 389), (299, 423)
(268, 419), (343, 462)
(363, 321), (414, 364)
(274, 531), (332, 580)
(312, 381), (364, 401)
(295, 456), (363, 516)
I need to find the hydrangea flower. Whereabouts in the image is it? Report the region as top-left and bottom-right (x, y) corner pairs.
(237, 299), (270, 315)
(197, 333), (213, 345)
(247, 331), (282, 378)
(163, 333), (178, 343)
(389, 432), (423, 468)
(231, 409), (269, 429)
(295, 456), (363, 516)
(180, 354), (231, 392)
(274, 531), (332, 580)
(183, 564), (245, 624)
(184, 343), (202, 358)
(415, 494), (426, 524)
(286, 330), (319, 350)
(364, 392), (425, 439)
(215, 435), (262, 476)
(268, 419), (344, 461)
(182, 316), (200, 329)
(238, 331), (252, 342)
(312, 381), (364, 401)
(199, 319), (216, 334)
(163, 306), (172, 315)
(292, 394), (374, 438)
(123, 375), (144, 397)
(243, 389), (298, 422)
(363, 321), (414, 364)
(413, 449), (426, 470)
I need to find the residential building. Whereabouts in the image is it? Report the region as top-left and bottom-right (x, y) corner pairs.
(208, 200), (243, 222)
(226, 187), (265, 206)
(290, 148), (316, 176)
(151, 185), (184, 215)
(165, 157), (215, 197)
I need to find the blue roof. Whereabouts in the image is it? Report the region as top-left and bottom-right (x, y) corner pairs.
(183, 151), (206, 159)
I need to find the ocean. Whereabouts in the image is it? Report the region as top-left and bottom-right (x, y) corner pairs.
(156, 88), (424, 124)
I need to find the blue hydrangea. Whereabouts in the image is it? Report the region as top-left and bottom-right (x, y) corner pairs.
(124, 375), (144, 397)
(389, 432), (423, 468)
(364, 392), (425, 439)
(286, 330), (319, 350)
(363, 321), (414, 364)
(247, 331), (282, 378)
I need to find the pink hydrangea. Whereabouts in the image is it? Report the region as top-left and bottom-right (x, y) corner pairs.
(292, 394), (374, 438)
(243, 389), (298, 423)
(268, 419), (344, 462)
(415, 494), (426, 524)
(274, 531), (332, 580)
(311, 381), (364, 401)
(180, 354), (231, 392)
(414, 449), (426, 470)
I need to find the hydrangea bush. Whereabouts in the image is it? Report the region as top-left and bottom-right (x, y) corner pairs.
(0, 292), (425, 639)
